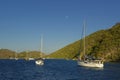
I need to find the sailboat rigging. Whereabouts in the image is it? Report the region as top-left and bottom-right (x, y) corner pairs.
(77, 21), (104, 68)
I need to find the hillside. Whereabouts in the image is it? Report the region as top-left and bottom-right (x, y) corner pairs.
(0, 49), (45, 59)
(0, 49), (16, 59)
(18, 51), (46, 59)
(47, 23), (120, 62)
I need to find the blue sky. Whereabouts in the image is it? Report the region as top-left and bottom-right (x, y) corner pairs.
(0, 0), (120, 54)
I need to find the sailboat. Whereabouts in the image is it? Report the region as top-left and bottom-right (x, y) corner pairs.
(15, 51), (18, 60)
(77, 21), (104, 68)
(35, 35), (44, 65)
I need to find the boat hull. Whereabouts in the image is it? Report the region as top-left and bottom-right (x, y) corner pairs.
(35, 59), (44, 65)
(78, 61), (104, 68)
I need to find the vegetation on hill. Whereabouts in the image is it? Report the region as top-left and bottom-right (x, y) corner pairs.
(0, 49), (16, 59)
(18, 51), (45, 59)
(47, 23), (120, 62)
(0, 49), (45, 59)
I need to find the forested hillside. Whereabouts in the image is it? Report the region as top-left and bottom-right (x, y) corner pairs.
(0, 49), (45, 59)
(0, 49), (15, 59)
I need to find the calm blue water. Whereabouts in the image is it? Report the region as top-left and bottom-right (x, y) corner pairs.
(0, 59), (120, 80)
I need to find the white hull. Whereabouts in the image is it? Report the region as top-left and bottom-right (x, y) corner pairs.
(29, 58), (34, 60)
(78, 60), (104, 68)
(15, 58), (18, 60)
(35, 59), (44, 65)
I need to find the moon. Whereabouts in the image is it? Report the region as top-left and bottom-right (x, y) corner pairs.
(65, 16), (69, 19)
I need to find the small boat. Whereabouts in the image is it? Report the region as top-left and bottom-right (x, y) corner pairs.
(35, 58), (44, 65)
(15, 52), (18, 60)
(29, 58), (34, 60)
(77, 21), (104, 68)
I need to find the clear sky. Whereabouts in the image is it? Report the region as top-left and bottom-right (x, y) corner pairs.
(0, 0), (120, 54)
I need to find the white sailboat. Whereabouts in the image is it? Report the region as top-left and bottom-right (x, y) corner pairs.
(77, 21), (104, 68)
(15, 51), (18, 60)
(35, 35), (44, 65)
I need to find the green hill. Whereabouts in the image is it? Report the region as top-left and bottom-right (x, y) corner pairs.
(0, 49), (16, 59)
(47, 23), (120, 62)
(18, 51), (45, 59)
(0, 49), (45, 59)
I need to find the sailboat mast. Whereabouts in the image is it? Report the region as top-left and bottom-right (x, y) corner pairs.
(40, 35), (43, 58)
(83, 20), (86, 58)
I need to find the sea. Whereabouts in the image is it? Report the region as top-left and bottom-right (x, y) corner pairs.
(0, 59), (120, 80)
